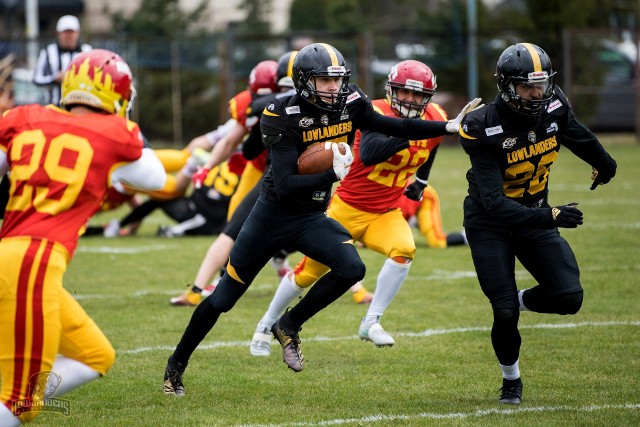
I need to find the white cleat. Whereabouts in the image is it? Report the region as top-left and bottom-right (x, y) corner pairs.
(359, 322), (395, 347)
(249, 328), (272, 356)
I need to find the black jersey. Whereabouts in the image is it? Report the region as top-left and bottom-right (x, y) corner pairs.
(242, 89), (296, 161)
(260, 83), (449, 212)
(459, 87), (616, 230)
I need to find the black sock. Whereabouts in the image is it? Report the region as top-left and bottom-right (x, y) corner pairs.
(288, 272), (353, 327)
(172, 297), (221, 365)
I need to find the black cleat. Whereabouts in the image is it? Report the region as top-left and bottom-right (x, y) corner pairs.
(499, 377), (523, 405)
(163, 356), (187, 396)
(271, 315), (304, 372)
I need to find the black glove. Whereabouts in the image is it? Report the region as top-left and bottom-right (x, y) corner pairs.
(590, 158), (617, 190)
(404, 180), (427, 201)
(551, 203), (583, 228)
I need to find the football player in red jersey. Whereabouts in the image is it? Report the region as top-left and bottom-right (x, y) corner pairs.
(0, 49), (166, 425)
(249, 59), (459, 354)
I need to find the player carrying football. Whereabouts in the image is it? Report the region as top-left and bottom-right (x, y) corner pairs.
(163, 42), (480, 395)
(249, 59), (456, 355)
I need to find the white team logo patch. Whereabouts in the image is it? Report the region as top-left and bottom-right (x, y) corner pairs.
(285, 106), (300, 114)
(547, 99), (562, 112)
(502, 138), (517, 149)
(312, 190), (326, 201)
(547, 122), (558, 133)
(346, 92), (361, 104)
(299, 117), (314, 127)
(528, 131), (536, 143)
(321, 115), (329, 126)
(485, 125), (503, 136)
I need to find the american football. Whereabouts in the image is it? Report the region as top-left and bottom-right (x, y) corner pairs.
(297, 142), (345, 175)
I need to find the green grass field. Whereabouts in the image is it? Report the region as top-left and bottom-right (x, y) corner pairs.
(31, 138), (639, 426)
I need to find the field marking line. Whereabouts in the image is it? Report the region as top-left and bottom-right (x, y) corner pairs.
(118, 320), (640, 354)
(236, 403), (640, 426)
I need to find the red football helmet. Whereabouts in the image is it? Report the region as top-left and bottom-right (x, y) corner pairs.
(248, 60), (278, 95)
(60, 49), (135, 118)
(385, 60), (436, 118)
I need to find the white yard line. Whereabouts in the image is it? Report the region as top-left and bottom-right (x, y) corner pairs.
(117, 320), (640, 355)
(237, 403), (640, 427)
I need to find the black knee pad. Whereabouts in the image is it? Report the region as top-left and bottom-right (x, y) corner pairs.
(555, 290), (583, 315)
(492, 307), (520, 326)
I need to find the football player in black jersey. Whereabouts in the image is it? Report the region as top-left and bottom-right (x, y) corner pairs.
(163, 42), (480, 395)
(458, 43), (617, 405)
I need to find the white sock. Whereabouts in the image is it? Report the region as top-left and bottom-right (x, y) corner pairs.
(167, 214), (207, 236)
(49, 355), (100, 396)
(363, 258), (410, 324)
(518, 289), (530, 311)
(350, 281), (364, 293)
(257, 273), (304, 330)
(500, 360), (520, 380)
(0, 404), (21, 427)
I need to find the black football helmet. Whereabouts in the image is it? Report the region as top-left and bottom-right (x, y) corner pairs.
(276, 50), (298, 89)
(292, 43), (351, 111)
(496, 42), (557, 116)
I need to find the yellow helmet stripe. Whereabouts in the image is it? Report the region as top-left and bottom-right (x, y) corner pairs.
(286, 53), (296, 77)
(318, 43), (339, 66)
(521, 43), (542, 72)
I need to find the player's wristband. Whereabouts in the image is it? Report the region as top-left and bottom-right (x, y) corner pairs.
(415, 177), (428, 186)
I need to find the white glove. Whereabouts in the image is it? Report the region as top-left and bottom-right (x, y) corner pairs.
(328, 142), (353, 181)
(445, 97), (483, 133)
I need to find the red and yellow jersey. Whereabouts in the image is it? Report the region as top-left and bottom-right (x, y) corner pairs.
(0, 104), (144, 256)
(228, 89), (252, 128)
(336, 99), (447, 213)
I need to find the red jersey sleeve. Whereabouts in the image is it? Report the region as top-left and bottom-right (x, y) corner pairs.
(227, 90), (253, 128)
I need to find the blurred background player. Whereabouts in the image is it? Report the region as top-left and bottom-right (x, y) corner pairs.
(169, 58), (286, 306)
(88, 152), (246, 238)
(32, 15), (92, 106)
(0, 49), (165, 425)
(249, 59), (461, 355)
(399, 181), (467, 248)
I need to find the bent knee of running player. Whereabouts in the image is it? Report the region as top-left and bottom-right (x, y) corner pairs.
(307, 235), (366, 283)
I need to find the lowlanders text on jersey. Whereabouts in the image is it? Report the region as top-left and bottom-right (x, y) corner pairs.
(506, 135), (557, 164)
(302, 121), (353, 142)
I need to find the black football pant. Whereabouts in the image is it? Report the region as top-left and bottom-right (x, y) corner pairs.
(465, 226), (583, 366)
(172, 197), (365, 365)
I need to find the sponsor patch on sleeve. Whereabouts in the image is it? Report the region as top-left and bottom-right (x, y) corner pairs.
(547, 99), (562, 113)
(485, 125), (503, 136)
(346, 92), (361, 104)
